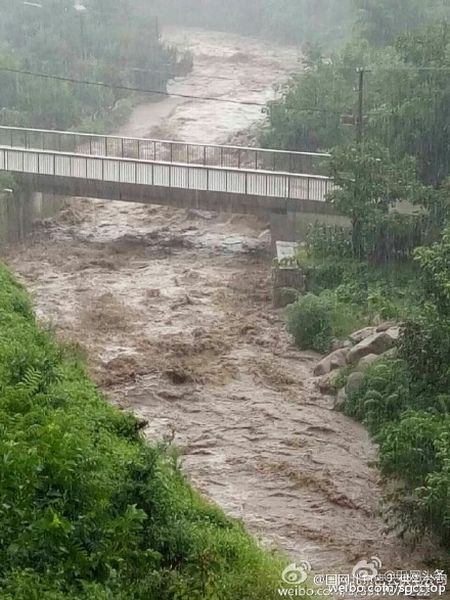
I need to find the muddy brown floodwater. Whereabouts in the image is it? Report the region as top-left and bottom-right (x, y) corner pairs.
(3, 25), (441, 582)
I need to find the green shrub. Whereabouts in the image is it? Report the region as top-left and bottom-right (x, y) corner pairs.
(342, 352), (450, 547)
(343, 358), (411, 434)
(305, 223), (352, 260)
(287, 291), (364, 352)
(0, 264), (289, 599)
(378, 412), (450, 546)
(287, 293), (333, 352)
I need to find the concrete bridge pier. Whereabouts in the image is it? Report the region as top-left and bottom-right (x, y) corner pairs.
(0, 181), (63, 245)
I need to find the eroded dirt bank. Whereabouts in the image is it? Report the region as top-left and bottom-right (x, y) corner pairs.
(3, 26), (437, 576)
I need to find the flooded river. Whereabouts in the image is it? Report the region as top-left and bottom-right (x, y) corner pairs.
(3, 26), (438, 578)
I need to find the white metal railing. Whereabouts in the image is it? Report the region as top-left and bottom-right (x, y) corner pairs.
(0, 126), (330, 175)
(0, 146), (334, 202)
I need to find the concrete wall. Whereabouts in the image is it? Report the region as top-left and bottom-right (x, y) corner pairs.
(0, 188), (63, 245)
(270, 210), (350, 246)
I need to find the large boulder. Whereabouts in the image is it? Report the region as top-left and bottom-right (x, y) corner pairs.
(347, 332), (396, 365)
(334, 387), (348, 411)
(386, 326), (401, 341)
(345, 371), (365, 396)
(356, 353), (379, 372)
(376, 321), (397, 333)
(349, 326), (376, 344)
(314, 348), (349, 377)
(317, 372), (336, 394)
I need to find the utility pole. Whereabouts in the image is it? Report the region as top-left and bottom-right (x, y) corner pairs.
(74, 3), (87, 60)
(356, 67), (365, 144)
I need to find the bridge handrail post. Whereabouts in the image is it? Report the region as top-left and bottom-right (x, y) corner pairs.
(287, 174), (291, 199)
(307, 176), (311, 200)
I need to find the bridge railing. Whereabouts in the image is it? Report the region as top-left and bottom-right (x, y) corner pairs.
(0, 126), (330, 175)
(0, 146), (334, 202)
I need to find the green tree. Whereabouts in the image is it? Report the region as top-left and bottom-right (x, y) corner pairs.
(327, 142), (425, 257)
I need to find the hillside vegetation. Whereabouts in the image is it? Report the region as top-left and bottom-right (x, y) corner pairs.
(0, 0), (191, 131)
(0, 264), (287, 599)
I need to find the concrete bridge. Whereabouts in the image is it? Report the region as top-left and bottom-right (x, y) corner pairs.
(0, 126), (336, 217)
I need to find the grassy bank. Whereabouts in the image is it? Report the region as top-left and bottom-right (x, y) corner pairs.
(0, 264), (288, 599)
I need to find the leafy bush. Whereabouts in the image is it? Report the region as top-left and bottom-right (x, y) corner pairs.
(398, 313), (450, 395)
(287, 293), (333, 352)
(415, 227), (450, 314)
(344, 358), (410, 433)
(0, 263), (288, 599)
(378, 413), (450, 547)
(287, 291), (364, 352)
(345, 354), (450, 547)
(305, 224), (353, 260)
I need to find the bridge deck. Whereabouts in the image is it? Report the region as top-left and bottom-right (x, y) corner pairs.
(0, 125), (330, 175)
(0, 144), (334, 204)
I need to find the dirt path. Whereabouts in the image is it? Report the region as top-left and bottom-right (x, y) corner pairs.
(3, 26), (437, 578)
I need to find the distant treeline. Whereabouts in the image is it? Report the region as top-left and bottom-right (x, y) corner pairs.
(0, 0), (191, 131)
(150, 0), (354, 45)
(150, 0), (450, 48)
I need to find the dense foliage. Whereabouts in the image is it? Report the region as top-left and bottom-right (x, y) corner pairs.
(275, 1), (450, 550)
(343, 231), (450, 547)
(0, 264), (288, 599)
(262, 5), (450, 190)
(0, 0), (190, 131)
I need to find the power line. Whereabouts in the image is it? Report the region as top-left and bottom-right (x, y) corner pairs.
(338, 65), (450, 73)
(0, 65), (269, 107)
(0, 65), (343, 114)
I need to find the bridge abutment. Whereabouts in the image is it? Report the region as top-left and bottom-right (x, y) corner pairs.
(0, 181), (63, 245)
(270, 209), (350, 250)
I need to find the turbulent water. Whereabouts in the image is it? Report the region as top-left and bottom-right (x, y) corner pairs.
(4, 26), (438, 578)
